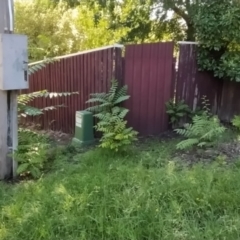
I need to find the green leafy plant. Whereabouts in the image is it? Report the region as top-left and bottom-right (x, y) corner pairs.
(16, 60), (78, 178)
(166, 99), (191, 127)
(14, 128), (50, 178)
(175, 97), (225, 150)
(18, 90), (77, 117)
(232, 115), (240, 130)
(18, 60), (78, 118)
(195, 0), (240, 81)
(86, 79), (138, 151)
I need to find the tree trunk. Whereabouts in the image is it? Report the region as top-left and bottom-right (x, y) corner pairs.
(186, 23), (195, 41)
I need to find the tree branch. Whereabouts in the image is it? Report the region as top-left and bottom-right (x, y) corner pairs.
(171, 5), (191, 24)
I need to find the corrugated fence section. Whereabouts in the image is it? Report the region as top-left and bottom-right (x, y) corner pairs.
(25, 47), (122, 133)
(176, 43), (240, 122)
(28, 42), (240, 136)
(124, 42), (175, 135)
(176, 44), (223, 114)
(218, 80), (240, 122)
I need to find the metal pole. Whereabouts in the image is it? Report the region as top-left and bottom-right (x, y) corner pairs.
(0, 0), (18, 179)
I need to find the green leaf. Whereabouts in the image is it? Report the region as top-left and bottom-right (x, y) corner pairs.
(17, 163), (30, 174)
(113, 95), (130, 105)
(166, 110), (175, 114)
(29, 166), (42, 178)
(176, 113), (185, 117)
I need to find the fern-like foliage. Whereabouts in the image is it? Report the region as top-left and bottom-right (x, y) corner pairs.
(86, 79), (130, 113)
(18, 90), (78, 117)
(174, 96), (226, 150)
(19, 58), (78, 117)
(86, 79), (138, 151)
(232, 115), (240, 130)
(95, 113), (138, 151)
(28, 58), (55, 75)
(175, 113), (226, 150)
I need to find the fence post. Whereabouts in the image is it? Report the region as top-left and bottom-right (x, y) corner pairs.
(0, 0), (18, 179)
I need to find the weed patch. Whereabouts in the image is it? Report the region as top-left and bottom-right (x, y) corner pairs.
(1, 137), (240, 239)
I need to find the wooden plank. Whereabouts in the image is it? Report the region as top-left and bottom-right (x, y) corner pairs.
(140, 44), (151, 135)
(124, 42), (174, 136)
(124, 45), (136, 130)
(146, 44), (158, 134)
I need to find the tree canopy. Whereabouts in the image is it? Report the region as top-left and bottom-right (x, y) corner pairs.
(15, 0), (240, 81)
(195, 0), (240, 81)
(15, 0), (186, 61)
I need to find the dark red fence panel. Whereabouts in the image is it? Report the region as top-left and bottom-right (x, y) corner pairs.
(123, 42), (175, 136)
(176, 44), (223, 114)
(25, 47), (122, 133)
(218, 81), (240, 122)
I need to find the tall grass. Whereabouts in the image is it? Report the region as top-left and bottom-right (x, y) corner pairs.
(1, 140), (240, 239)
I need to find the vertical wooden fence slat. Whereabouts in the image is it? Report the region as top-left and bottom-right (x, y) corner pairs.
(176, 44), (222, 115)
(124, 42), (174, 136)
(114, 48), (123, 84)
(140, 44), (150, 135)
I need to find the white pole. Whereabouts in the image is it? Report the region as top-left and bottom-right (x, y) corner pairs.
(0, 0), (18, 179)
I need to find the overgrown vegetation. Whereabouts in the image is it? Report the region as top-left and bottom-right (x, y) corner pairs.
(2, 136), (240, 239)
(16, 61), (78, 178)
(87, 79), (138, 151)
(232, 115), (240, 131)
(175, 97), (226, 150)
(165, 99), (191, 128)
(14, 129), (50, 178)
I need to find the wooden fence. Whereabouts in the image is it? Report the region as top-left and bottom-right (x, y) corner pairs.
(177, 43), (240, 122)
(176, 44), (223, 114)
(25, 43), (175, 136)
(25, 46), (122, 133)
(24, 42), (240, 136)
(123, 42), (174, 135)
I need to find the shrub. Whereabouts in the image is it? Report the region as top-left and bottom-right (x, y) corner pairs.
(14, 128), (50, 178)
(15, 60), (78, 178)
(175, 97), (225, 150)
(232, 115), (240, 130)
(165, 99), (191, 128)
(86, 79), (138, 151)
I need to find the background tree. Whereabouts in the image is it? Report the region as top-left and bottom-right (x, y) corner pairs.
(153, 0), (200, 41)
(15, 0), (186, 61)
(90, 0), (200, 41)
(15, 0), (82, 60)
(194, 0), (240, 81)
(81, 0), (185, 43)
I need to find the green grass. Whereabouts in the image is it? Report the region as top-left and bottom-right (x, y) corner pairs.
(1, 139), (240, 240)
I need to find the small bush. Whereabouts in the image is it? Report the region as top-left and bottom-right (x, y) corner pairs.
(87, 79), (138, 151)
(14, 128), (50, 178)
(166, 99), (191, 128)
(232, 115), (240, 130)
(175, 97), (225, 150)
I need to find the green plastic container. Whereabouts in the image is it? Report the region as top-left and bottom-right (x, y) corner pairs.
(72, 111), (94, 145)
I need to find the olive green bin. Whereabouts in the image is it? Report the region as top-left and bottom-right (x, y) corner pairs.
(72, 111), (94, 145)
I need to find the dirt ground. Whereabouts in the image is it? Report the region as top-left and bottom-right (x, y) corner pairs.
(175, 139), (240, 165)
